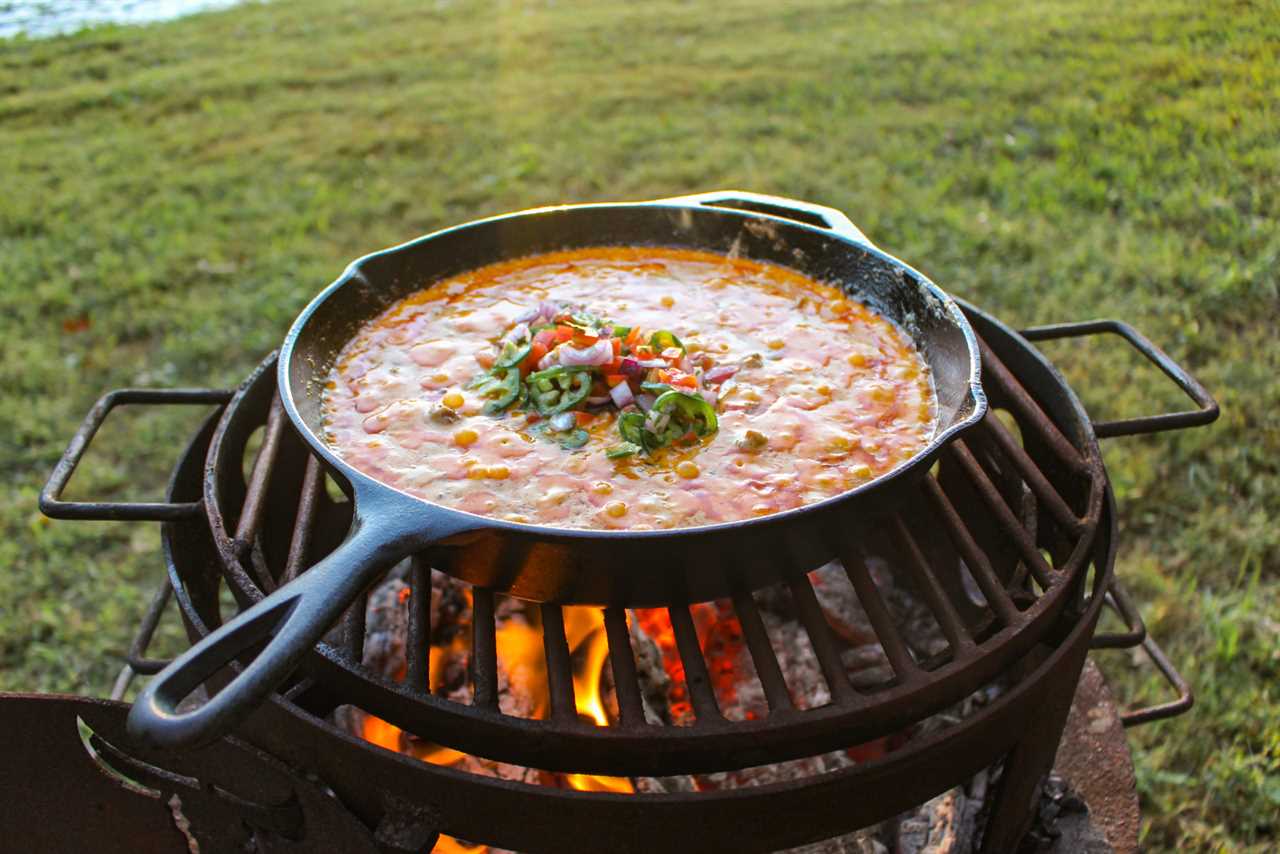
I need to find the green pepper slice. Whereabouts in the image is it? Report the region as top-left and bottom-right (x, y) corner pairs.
(617, 411), (648, 447)
(475, 367), (522, 415)
(648, 330), (684, 354)
(530, 420), (590, 450)
(606, 442), (641, 459)
(652, 390), (718, 436)
(527, 365), (592, 415)
(494, 337), (532, 369)
(556, 428), (590, 449)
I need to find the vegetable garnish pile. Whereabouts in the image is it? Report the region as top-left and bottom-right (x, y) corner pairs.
(466, 302), (734, 458)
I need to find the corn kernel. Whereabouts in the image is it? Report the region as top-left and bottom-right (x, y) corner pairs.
(454, 428), (479, 447)
(827, 434), (856, 455)
(847, 352), (867, 367)
(676, 461), (700, 479)
(442, 392), (464, 409)
(850, 463), (873, 480)
(592, 481), (613, 495)
(487, 464), (509, 480)
(767, 339), (786, 350)
(605, 501), (628, 518)
(918, 403), (933, 423)
(869, 385), (895, 403)
(660, 295), (675, 308)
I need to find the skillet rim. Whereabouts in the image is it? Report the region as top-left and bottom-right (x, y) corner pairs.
(277, 196), (988, 542)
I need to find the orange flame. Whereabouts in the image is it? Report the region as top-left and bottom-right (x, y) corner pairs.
(357, 588), (636, 854)
(562, 606), (633, 794)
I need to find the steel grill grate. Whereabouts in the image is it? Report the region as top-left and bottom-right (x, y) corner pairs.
(190, 306), (1107, 780)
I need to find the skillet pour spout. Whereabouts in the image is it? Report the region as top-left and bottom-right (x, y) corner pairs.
(126, 191), (986, 748)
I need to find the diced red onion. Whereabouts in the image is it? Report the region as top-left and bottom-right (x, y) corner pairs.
(634, 359), (667, 369)
(538, 351), (558, 370)
(502, 322), (529, 344)
(609, 382), (635, 409)
(661, 347), (684, 361)
(558, 339), (614, 366)
(700, 389), (718, 407)
(636, 393), (656, 412)
(703, 364), (739, 384)
(515, 301), (561, 325)
(549, 411), (576, 431)
(585, 395), (611, 406)
(619, 357), (645, 377)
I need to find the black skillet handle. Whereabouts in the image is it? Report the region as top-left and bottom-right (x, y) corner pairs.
(40, 388), (232, 521)
(126, 506), (423, 749)
(1020, 320), (1219, 438)
(658, 190), (880, 250)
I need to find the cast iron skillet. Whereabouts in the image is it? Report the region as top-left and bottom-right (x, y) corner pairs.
(128, 191), (986, 748)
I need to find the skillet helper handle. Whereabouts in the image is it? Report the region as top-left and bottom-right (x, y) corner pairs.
(40, 388), (232, 521)
(1020, 320), (1218, 438)
(657, 190), (879, 250)
(127, 517), (408, 749)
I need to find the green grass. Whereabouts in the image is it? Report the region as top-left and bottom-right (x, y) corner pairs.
(1, 0), (1276, 849)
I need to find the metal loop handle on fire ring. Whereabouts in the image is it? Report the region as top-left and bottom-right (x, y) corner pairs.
(39, 388), (232, 522)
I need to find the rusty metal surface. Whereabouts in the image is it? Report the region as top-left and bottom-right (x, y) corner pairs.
(1056, 660), (1140, 854)
(0, 693), (382, 854)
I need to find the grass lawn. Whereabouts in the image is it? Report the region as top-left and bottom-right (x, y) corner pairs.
(1, 0), (1276, 849)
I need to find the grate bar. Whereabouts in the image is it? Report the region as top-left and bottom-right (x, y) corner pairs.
(344, 591), (368, 664)
(124, 577), (176, 676)
(730, 589), (794, 714)
(921, 478), (1022, 626)
(978, 416), (1083, 535)
(406, 556), (432, 693)
(977, 338), (1085, 474)
(949, 440), (1056, 591)
(787, 575), (860, 704)
(890, 517), (974, 654)
(471, 588), (499, 709)
(603, 608), (647, 728)
(837, 543), (922, 683)
(233, 395), (288, 592)
(540, 605), (578, 724)
(668, 605), (722, 723)
(282, 455), (324, 584)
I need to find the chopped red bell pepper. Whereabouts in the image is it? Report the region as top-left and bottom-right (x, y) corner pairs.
(521, 341), (549, 375)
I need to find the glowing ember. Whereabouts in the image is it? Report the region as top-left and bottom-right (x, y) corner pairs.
(633, 602), (747, 723)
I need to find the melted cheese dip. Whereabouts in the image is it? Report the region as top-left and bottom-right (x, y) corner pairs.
(323, 247), (936, 530)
